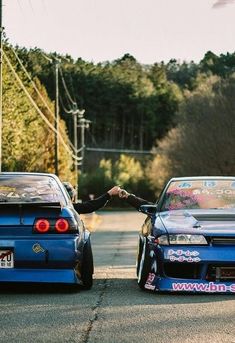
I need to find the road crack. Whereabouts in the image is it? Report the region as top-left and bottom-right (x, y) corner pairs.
(80, 231), (125, 343)
(80, 278), (108, 343)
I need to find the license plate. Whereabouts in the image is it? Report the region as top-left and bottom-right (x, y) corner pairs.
(0, 250), (14, 268)
(220, 267), (235, 279)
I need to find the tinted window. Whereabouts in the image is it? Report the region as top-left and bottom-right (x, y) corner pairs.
(161, 179), (235, 211)
(0, 175), (66, 204)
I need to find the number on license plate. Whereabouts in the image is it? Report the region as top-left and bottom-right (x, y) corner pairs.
(0, 250), (14, 268)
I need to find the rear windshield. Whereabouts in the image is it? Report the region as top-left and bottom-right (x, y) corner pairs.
(0, 175), (65, 204)
(161, 179), (235, 211)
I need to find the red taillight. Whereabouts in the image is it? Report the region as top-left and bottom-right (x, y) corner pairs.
(55, 219), (69, 233)
(35, 219), (50, 233)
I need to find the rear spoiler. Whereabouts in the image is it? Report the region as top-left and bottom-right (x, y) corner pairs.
(0, 201), (63, 209)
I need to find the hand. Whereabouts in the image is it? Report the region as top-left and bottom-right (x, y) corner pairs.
(107, 186), (121, 196)
(118, 189), (130, 199)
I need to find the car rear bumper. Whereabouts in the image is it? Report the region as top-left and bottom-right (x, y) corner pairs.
(0, 236), (81, 266)
(0, 268), (81, 284)
(0, 236), (83, 284)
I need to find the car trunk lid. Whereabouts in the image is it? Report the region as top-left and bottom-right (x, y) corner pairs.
(0, 202), (62, 235)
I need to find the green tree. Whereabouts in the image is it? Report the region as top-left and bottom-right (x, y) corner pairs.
(2, 44), (75, 183)
(148, 74), (235, 191)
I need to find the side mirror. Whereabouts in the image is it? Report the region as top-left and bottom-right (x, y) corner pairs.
(139, 204), (157, 215)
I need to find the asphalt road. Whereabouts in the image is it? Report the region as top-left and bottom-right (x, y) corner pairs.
(0, 211), (234, 343)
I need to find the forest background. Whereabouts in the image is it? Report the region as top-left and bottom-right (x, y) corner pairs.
(3, 42), (235, 201)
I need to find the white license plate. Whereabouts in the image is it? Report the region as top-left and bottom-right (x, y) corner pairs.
(0, 250), (14, 268)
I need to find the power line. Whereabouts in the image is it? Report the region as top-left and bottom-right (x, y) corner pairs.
(9, 46), (78, 153)
(59, 66), (76, 106)
(28, 0), (35, 15)
(3, 50), (82, 163)
(17, 0), (23, 13)
(41, 0), (47, 13)
(10, 46), (55, 121)
(59, 96), (73, 114)
(86, 130), (152, 154)
(85, 147), (152, 154)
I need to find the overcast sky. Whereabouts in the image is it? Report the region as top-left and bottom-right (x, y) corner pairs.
(3, 0), (235, 64)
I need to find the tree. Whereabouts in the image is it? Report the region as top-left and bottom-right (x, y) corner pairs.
(148, 74), (235, 190)
(2, 44), (75, 183)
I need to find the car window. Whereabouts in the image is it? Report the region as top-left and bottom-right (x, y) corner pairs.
(0, 175), (66, 204)
(161, 179), (235, 211)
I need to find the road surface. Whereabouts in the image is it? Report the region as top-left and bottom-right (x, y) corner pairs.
(0, 211), (234, 343)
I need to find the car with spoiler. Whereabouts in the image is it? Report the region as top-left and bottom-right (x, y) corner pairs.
(137, 176), (235, 293)
(0, 172), (93, 289)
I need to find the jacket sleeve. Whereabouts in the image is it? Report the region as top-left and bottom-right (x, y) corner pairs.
(125, 194), (152, 210)
(73, 193), (111, 214)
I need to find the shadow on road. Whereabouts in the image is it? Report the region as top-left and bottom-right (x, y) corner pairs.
(0, 282), (81, 294)
(94, 278), (235, 304)
(0, 278), (234, 304)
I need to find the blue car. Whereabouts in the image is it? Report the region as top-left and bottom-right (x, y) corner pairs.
(137, 177), (235, 293)
(0, 172), (93, 289)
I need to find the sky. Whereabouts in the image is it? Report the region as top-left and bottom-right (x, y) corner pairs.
(3, 0), (235, 64)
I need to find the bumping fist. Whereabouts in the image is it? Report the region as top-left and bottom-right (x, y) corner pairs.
(118, 189), (130, 199)
(107, 186), (121, 196)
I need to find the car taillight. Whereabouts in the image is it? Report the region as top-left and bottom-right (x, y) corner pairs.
(35, 219), (50, 233)
(55, 218), (69, 233)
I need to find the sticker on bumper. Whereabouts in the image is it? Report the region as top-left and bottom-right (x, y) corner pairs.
(168, 249), (201, 262)
(172, 282), (235, 293)
(169, 256), (201, 263)
(144, 273), (156, 290)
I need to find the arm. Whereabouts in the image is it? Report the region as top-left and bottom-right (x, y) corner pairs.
(73, 193), (111, 214)
(73, 186), (121, 214)
(119, 189), (152, 210)
(126, 193), (151, 210)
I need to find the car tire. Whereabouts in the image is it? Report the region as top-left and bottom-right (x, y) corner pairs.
(137, 238), (151, 290)
(136, 237), (143, 277)
(81, 239), (94, 290)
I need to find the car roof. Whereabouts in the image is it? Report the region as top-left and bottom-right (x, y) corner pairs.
(0, 172), (60, 182)
(169, 176), (235, 182)
(0, 172), (56, 177)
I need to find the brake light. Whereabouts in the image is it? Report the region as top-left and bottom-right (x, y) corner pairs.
(55, 218), (69, 233)
(35, 219), (50, 233)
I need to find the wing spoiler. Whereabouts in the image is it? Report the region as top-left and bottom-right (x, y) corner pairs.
(0, 201), (63, 208)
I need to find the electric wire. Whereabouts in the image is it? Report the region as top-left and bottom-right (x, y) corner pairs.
(8, 46), (79, 153)
(10, 46), (55, 121)
(59, 96), (73, 114)
(59, 67), (76, 106)
(28, 0), (35, 15)
(87, 129), (100, 148)
(3, 50), (82, 162)
(41, 0), (47, 13)
(59, 96), (83, 153)
(17, 0), (23, 13)
(68, 69), (76, 103)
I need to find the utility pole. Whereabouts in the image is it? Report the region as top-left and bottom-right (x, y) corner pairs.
(78, 111), (90, 174)
(70, 104), (86, 196)
(72, 102), (79, 197)
(0, 0), (3, 172)
(54, 60), (59, 175)
(41, 54), (60, 175)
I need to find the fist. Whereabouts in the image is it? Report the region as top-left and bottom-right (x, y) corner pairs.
(107, 186), (121, 196)
(119, 189), (129, 199)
